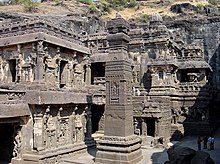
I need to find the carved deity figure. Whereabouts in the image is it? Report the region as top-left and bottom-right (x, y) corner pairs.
(0, 57), (5, 81)
(13, 131), (22, 159)
(75, 113), (83, 142)
(44, 54), (58, 84)
(43, 106), (56, 149)
(37, 41), (45, 54)
(134, 118), (140, 135)
(22, 56), (34, 82)
(111, 81), (119, 96)
(16, 54), (25, 82)
(73, 62), (83, 86)
(3, 62), (9, 82)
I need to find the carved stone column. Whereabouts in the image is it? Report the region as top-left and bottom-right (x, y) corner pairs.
(140, 51), (147, 87)
(155, 119), (160, 137)
(141, 118), (147, 136)
(69, 107), (76, 144)
(85, 63), (91, 85)
(35, 41), (45, 81)
(85, 105), (92, 139)
(33, 108), (44, 151)
(96, 16), (142, 164)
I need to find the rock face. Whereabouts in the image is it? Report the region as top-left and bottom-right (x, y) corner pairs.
(166, 146), (214, 164)
(0, 10), (220, 164)
(170, 3), (218, 15)
(167, 146), (196, 164)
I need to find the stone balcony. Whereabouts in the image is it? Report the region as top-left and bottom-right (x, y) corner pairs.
(94, 77), (105, 86)
(178, 82), (210, 96)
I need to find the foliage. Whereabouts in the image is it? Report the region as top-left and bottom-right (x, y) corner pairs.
(11, 0), (20, 5)
(78, 0), (93, 5)
(0, 1), (4, 6)
(208, 0), (220, 5)
(99, 0), (111, 12)
(19, 0), (39, 12)
(136, 13), (150, 23)
(89, 4), (98, 13)
(141, 13), (150, 22)
(111, 0), (137, 8)
(127, 0), (137, 8)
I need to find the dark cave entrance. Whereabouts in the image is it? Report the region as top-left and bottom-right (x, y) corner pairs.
(91, 62), (105, 85)
(146, 118), (155, 137)
(0, 123), (15, 163)
(91, 104), (105, 134)
(8, 59), (16, 82)
(59, 60), (68, 88)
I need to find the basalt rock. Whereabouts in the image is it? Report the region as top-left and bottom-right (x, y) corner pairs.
(166, 146), (215, 164)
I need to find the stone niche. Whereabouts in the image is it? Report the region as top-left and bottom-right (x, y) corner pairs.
(22, 104), (92, 163)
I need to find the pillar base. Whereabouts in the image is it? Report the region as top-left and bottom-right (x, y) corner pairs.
(95, 135), (142, 164)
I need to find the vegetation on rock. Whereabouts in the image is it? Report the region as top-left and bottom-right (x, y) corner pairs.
(19, 0), (39, 12)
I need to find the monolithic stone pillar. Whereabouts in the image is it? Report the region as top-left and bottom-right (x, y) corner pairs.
(96, 60), (142, 164)
(96, 16), (142, 164)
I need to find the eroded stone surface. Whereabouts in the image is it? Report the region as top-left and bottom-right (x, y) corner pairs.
(0, 11), (219, 164)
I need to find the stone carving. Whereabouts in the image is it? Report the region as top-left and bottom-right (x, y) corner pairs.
(13, 131), (22, 159)
(75, 113), (83, 142)
(57, 107), (70, 145)
(0, 12), (216, 164)
(7, 92), (25, 100)
(134, 118), (140, 135)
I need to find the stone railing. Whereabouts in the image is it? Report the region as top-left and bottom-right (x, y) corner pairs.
(94, 77), (105, 86)
(178, 82), (209, 94)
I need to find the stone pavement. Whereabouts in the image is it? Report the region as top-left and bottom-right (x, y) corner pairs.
(61, 128), (220, 164)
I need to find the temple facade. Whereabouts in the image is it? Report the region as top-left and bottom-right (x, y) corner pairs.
(0, 13), (215, 163)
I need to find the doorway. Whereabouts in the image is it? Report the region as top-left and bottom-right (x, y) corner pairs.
(146, 118), (155, 137)
(8, 60), (16, 82)
(91, 105), (105, 134)
(91, 62), (105, 84)
(0, 123), (15, 163)
(59, 60), (68, 88)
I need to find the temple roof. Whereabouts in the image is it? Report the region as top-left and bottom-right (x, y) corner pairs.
(0, 18), (90, 54)
(178, 60), (212, 71)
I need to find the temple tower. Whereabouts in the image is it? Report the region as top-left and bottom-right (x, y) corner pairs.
(95, 15), (142, 164)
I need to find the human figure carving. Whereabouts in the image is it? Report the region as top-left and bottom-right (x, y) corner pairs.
(13, 132), (22, 159)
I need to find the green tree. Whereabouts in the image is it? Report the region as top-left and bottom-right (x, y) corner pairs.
(19, 0), (39, 12)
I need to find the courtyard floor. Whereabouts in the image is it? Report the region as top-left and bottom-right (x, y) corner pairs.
(63, 128), (220, 164)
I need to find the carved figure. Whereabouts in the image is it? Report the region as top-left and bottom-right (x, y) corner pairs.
(13, 131), (22, 159)
(0, 57), (5, 81)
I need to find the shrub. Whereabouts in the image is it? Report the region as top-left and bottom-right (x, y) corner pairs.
(127, 0), (137, 8)
(112, 0), (127, 7)
(208, 0), (219, 5)
(89, 4), (98, 13)
(110, 0), (137, 9)
(11, 0), (20, 5)
(0, 1), (4, 5)
(19, 0), (39, 12)
(99, 0), (111, 12)
(78, 0), (93, 5)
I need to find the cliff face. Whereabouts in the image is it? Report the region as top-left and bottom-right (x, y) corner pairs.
(1, 12), (220, 89)
(164, 16), (220, 89)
